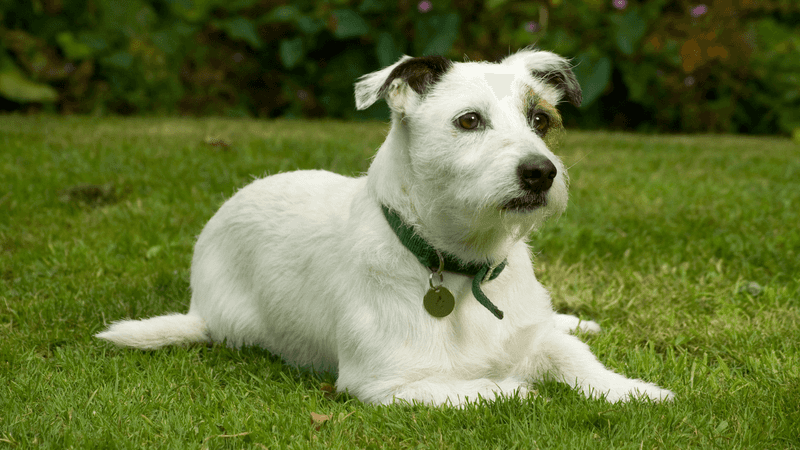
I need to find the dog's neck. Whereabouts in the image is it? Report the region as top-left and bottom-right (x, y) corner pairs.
(380, 204), (507, 319)
(367, 121), (533, 265)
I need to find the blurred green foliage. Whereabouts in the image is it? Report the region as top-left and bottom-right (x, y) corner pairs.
(0, 0), (798, 134)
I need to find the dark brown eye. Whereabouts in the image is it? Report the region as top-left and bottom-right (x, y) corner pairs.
(456, 112), (481, 130)
(532, 112), (550, 135)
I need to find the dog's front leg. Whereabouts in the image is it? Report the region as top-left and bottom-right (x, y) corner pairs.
(338, 369), (529, 407)
(336, 345), (529, 407)
(390, 376), (530, 407)
(541, 331), (675, 403)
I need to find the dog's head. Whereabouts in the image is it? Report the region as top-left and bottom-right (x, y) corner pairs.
(355, 48), (582, 260)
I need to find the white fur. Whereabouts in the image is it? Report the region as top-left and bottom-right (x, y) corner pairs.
(95, 313), (207, 350)
(96, 49), (674, 406)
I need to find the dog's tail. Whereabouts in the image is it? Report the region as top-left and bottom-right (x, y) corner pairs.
(95, 313), (209, 350)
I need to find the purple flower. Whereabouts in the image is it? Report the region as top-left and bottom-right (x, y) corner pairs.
(684, 76), (695, 87)
(418, 0), (432, 13)
(690, 4), (707, 17)
(612, 0), (627, 10)
(525, 21), (539, 33)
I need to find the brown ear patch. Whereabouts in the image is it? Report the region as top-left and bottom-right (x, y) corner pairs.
(378, 56), (453, 99)
(530, 68), (582, 107)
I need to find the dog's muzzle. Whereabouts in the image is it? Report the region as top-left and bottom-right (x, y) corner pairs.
(503, 154), (557, 211)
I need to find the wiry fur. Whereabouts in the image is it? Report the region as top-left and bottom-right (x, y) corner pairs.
(96, 48), (674, 406)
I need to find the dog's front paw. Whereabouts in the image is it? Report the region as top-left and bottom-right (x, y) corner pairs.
(601, 380), (675, 403)
(553, 313), (602, 335)
(575, 319), (602, 335)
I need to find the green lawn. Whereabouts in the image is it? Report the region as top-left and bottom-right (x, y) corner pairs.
(1, 115), (798, 449)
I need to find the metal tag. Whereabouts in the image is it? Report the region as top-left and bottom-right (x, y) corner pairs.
(423, 286), (455, 318)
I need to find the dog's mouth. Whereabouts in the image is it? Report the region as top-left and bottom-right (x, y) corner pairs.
(501, 191), (547, 212)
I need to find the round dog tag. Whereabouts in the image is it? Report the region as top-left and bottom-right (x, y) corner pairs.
(423, 286), (455, 318)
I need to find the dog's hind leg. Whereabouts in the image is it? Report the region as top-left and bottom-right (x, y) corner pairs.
(95, 313), (209, 350)
(542, 332), (674, 402)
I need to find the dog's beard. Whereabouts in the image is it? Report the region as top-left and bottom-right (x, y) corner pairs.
(501, 191), (548, 211)
(496, 189), (564, 240)
(408, 182), (559, 262)
(450, 197), (550, 260)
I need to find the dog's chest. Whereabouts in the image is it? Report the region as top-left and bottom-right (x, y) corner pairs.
(402, 278), (529, 361)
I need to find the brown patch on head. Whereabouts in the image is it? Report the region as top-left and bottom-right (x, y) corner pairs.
(525, 90), (565, 149)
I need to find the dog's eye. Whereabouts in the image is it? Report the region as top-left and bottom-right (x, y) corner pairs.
(456, 112), (482, 130)
(532, 112), (550, 135)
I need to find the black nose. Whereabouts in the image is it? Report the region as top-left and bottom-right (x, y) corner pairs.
(517, 155), (557, 192)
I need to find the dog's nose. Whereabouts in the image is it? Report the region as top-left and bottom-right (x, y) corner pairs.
(517, 155), (557, 192)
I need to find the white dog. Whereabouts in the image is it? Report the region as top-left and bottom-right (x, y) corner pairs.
(96, 48), (674, 406)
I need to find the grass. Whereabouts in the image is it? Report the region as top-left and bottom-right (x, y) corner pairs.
(1, 115), (798, 449)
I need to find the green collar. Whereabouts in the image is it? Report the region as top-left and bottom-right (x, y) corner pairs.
(381, 205), (507, 319)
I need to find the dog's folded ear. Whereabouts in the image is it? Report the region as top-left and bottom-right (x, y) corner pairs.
(502, 48), (582, 107)
(355, 55), (453, 112)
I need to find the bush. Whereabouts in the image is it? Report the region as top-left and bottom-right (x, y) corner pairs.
(0, 0), (798, 134)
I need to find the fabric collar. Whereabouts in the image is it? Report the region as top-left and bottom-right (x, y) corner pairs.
(381, 205), (506, 319)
